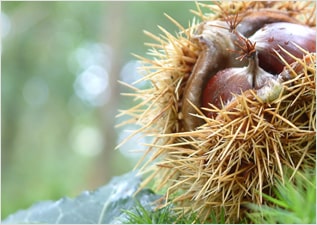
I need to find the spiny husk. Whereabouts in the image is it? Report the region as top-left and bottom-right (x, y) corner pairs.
(193, 1), (316, 27)
(118, 1), (316, 223)
(151, 52), (316, 222)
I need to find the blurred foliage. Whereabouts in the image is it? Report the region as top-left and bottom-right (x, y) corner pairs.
(1, 1), (201, 219)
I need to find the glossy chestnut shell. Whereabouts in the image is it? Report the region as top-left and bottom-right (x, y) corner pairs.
(250, 22), (316, 74)
(196, 21), (316, 125)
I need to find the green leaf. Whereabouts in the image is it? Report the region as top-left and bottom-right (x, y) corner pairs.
(2, 171), (161, 224)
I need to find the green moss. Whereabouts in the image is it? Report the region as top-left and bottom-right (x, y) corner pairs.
(247, 169), (316, 224)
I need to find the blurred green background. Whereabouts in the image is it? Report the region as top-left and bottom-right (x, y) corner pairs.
(1, 1), (204, 219)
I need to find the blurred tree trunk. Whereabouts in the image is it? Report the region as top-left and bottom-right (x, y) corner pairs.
(87, 3), (125, 188)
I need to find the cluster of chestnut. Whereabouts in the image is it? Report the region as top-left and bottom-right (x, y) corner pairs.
(182, 11), (316, 131)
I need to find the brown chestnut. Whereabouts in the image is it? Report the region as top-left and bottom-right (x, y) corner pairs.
(202, 51), (277, 118)
(249, 22), (316, 74)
